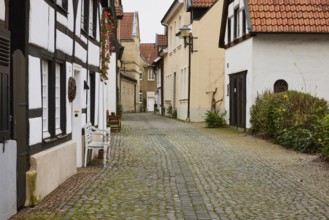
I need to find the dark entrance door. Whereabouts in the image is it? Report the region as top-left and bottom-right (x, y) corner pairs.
(229, 71), (247, 129)
(12, 50), (28, 208)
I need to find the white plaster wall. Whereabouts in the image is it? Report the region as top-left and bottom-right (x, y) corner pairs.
(252, 34), (329, 116)
(57, 12), (68, 27)
(225, 38), (253, 126)
(56, 30), (73, 55)
(55, 0), (73, 32)
(227, 34), (329, 128)
(75, 42), (87, 63)
(29, 56), (42, 109)
(29, 0), (55, 52)
(29, 118), (43, 145)
(0, 141), (17, 220)
(0, 0), (5, 21)
(66, 62), (73, 134)
(253, 34), (329, 97)
(88, 42), (100, 67)
(107, 53), (117, 114)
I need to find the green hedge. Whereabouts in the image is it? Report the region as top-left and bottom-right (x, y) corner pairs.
(249, 90), (329, 159)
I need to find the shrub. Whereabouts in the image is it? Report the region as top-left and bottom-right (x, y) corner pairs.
(320, 114), (329, 160)
(205, 110), (226, 128)
(172, 109), (177, 118)
(249, 90), (329, 153)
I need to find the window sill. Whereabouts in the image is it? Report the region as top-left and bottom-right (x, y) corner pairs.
(43, 137), (58, 143)
(57, 134), (68, 139)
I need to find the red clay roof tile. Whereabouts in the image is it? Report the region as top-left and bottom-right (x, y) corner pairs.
(249, 0), (329, 32)
(140, 43), (158, 65)
(156, 34), (168, 48)
(191, 0), (217, 7)
(120, 12), (134, 40)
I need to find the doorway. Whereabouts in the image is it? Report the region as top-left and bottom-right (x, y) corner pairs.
(229, 71), (247, 129)
(72, 65), (83, 167)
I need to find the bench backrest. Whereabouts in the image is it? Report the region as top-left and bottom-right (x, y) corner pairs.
(84, 123), (94, 145)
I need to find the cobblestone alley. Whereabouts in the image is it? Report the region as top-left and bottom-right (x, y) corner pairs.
(12, 113), (329, 219)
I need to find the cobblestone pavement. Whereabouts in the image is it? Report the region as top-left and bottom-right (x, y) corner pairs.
(12, 113), (329, 219)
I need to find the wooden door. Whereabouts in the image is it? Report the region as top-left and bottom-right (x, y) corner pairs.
(229, 71), (247, 129)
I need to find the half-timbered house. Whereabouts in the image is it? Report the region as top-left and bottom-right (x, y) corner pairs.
(8, 0), (108, 207)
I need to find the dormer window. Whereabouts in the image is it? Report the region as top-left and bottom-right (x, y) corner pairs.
(234, 7), (239, 39)
(242, 9), (246, 35)
(227, 18), (232, 43)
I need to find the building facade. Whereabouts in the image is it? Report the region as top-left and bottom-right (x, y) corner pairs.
(219, 0), (329, 129)
(119, 12), (142, 113)
(6, 0), (108, 209)
(161, 0), (225, 122)
(140, 43), (158, 112)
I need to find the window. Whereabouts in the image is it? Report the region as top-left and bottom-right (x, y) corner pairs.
(140, 73), (143, 80)
(81, 0), (89, 32)
(274, 80), (288, 93)
(81, 0), (96, 37)
(56, 0), (68, 11)
(139, 91), (143, 103)
(227, 18), (232, 43)
(242, 9), (246, 36)
(42, 61), (66, 139)
(0, 29), (10, 141)
(55, 64), (61, 135)
(89, 0), (97, 37)
(42, 61), (50, 138)
(148, 69), (155, 81)
(234, 7), (239, 39)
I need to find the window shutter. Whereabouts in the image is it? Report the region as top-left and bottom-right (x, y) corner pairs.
(0, 28), (11, 141)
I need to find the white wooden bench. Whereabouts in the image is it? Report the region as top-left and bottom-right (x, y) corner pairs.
(84, 122), (111, 167)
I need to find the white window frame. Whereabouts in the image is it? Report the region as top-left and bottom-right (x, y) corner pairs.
(55, 64), (62, 135)
(42, 60), (51, 139)
(148, 68), (155, 81)
(89, 0), (94, 36)
(139, 91), (143, 103)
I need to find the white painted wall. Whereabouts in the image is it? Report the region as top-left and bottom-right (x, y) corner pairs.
(225, 38), (253, 127)
(29, 0), (55, 52)
(88, 42), (100, 67)
(29, 118), (43, 145)
(106, 53), (117, 114)
(75, 42), (87, 63)
(0, 0), (5, 21)
(28, 56), (42, 109)
(0, 141), (17, 220)
(56, 30), (73, 55)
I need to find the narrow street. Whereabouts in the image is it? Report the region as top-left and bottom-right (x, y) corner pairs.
(13, 113), (329, 219)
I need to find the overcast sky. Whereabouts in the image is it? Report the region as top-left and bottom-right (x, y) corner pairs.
(122, 0), (173, 43)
